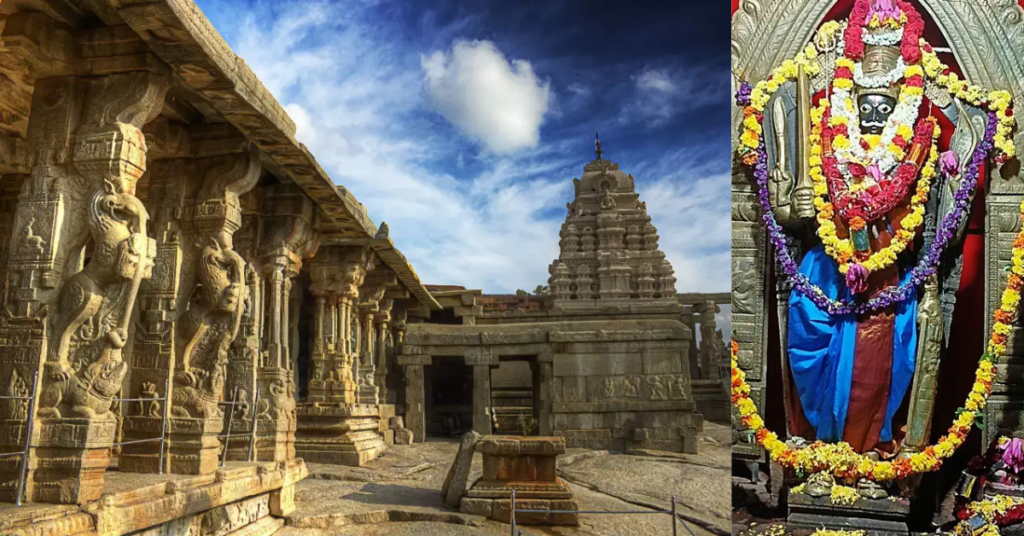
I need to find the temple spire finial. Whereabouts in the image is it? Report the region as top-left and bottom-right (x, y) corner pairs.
(594, 132), (603, 160)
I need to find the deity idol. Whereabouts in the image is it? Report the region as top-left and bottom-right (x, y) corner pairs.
(741, 0), (1002, 496)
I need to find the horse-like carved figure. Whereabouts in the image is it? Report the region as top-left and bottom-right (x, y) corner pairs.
(172, 235), (247, 420)
(39, 181), (155, 420)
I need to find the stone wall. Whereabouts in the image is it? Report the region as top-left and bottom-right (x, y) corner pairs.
(401, 318), (700, 453)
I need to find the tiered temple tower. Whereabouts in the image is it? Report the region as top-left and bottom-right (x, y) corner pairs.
(548, 136), (678, 310)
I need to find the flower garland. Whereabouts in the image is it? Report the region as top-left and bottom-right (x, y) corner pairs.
(813, 106), (941, 285)
(730, 187), (1024, 480)
(752, 109), (992, 316)
(736, 13), (1014, 315)
(830, 58), (923, 187)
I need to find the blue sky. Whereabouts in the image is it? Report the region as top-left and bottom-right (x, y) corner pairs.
(195, 0), (731, 310)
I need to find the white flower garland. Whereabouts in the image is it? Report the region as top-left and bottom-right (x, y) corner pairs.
(862, 27), (903, 46)
(830, 61), (922, 180)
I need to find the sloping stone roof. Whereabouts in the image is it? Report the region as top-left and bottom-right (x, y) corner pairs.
(104, 0), (437, 308)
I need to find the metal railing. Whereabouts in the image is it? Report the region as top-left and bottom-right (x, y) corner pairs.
(0, 371), (38, 506)
(111, 379), (170, 475)
(217, 386), (260, 466)
(509, 489), (696, 536)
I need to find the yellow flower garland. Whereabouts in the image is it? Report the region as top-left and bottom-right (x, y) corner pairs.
(732, 193), (1024, 481)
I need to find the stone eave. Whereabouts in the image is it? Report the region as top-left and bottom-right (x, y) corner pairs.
(106, 0), (377, 240)
(323, 237), (441, 311)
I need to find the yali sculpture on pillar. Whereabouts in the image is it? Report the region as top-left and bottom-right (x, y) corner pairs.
(731, 0), (1022, 520)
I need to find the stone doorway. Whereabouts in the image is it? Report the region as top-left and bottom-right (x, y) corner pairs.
(425, 356), (473, 437)
(491, 358), (538, 436)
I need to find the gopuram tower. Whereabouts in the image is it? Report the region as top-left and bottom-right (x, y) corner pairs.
(548, 135), (678, 310)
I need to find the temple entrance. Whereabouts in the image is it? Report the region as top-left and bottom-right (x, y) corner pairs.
(491, 358), (538, 436)
(425, 357), (473, 437)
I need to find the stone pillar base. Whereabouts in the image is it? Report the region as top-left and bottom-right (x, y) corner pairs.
(254, 415), (296, 462)
(29, 418), (117, 504)
(295, 403), (385, 466)
(307, 378), (356, 405)
(164, 416), (223, 475)
(119, 416), (168, 474)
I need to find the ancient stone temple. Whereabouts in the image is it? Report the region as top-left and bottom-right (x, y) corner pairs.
(0, 0), (433, 533)
(396, 144), (711, 453)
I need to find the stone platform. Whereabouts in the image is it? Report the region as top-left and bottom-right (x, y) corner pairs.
(787, 492), (910, 536)
(295, 403), (387, 466)
(0, 459), (306, 536)
(460, 435), (579, 526)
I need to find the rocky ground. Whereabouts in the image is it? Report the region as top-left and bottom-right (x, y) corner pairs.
(275, 423), (730, 536)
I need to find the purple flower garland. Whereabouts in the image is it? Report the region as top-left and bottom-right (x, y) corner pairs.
(753, 111), (997, 316)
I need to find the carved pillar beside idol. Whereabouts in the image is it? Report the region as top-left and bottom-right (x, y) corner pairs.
(0, 70), (170, 504)
(295, 246), (386, 466)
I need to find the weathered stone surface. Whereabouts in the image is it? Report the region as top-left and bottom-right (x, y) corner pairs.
(393, 428), (414, 445)
(441, 430), (480, 508)
(460, 435), (578, 526)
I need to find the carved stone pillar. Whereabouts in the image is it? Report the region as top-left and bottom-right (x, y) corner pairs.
(295, 246), (385, 466)
(681, 307), (700, 379)
(216, 211), (262, 463)
(375, 319), (389, 403)
(697, 300), (719, 380)
(168, 148), (259, 474)
(0, 70), (171, 504)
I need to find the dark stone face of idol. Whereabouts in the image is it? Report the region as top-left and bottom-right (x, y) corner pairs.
(858, 94), (896, 135)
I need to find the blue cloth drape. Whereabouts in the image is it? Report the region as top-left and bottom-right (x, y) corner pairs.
(787, 245), (918, 443)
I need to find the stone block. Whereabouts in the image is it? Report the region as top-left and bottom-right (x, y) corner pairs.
(556, 429), (620, 449)
(394, 428), (414, 445)
(552, 353), (644, 377)
(601, 412), (639, 429)
(642, 350), (683, 374)
(269, 484), (295, 516)
(787, 491), (910, 535)
(491, 498), (579, 526)
(460, 497), (493, 517)
(441, 430), (480, 508)
(480, 331), (547, 345)
(554, 376), (587, 404)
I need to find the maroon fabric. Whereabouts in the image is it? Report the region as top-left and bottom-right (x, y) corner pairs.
(843, 266), (898, 453)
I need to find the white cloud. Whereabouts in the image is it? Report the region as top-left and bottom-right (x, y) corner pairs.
(421, 40), (552, 154)
(636, 69), (676, 93)
(621, 66), (722, 126)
